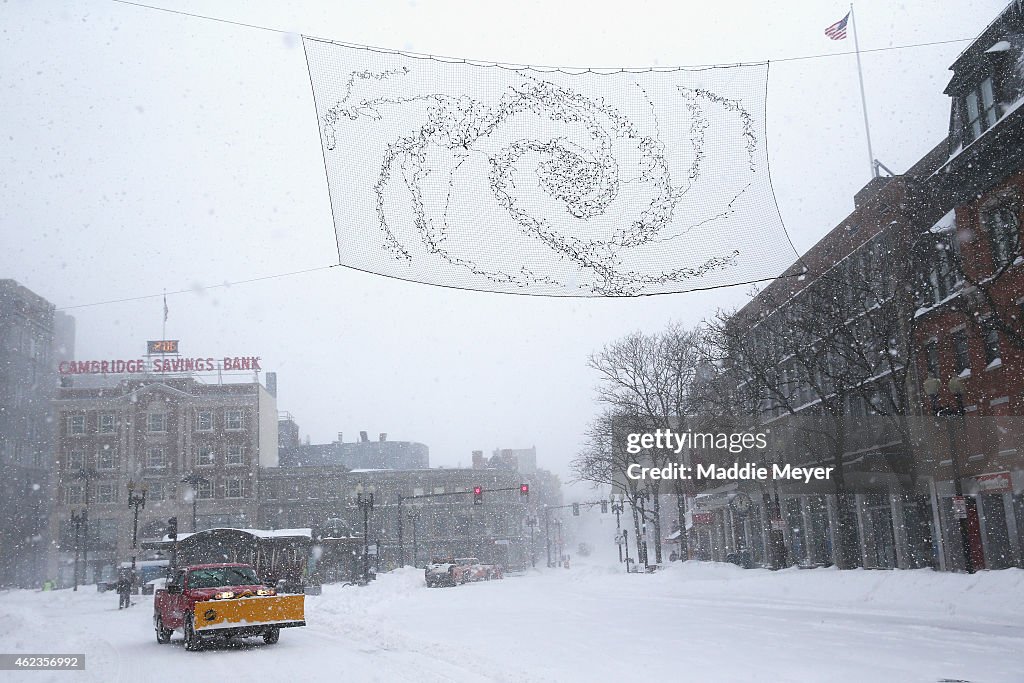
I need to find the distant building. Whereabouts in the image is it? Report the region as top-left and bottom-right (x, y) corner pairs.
(0, 280), (73, 587)
(278, 428), (429, 470)
(473, 446), (537, 474)
(46, 375), (278, 587)
(258, 465), (554, 570)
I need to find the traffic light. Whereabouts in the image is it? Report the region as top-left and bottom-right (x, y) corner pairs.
(600, 500), (608, 514)
(519, 483), (529, 498)
(572, 503), (580, 516)
(167, 516), (178, 541)
(473, 486), (483, 505)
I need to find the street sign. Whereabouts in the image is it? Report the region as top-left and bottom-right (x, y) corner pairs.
(614, 533), (623, 545)
(771, 519), (786, 532)
(494, 539), (510, 545)
(976, 472), (1012, 495)
(692, 512), (714, 525)
(952, 496), (968, 519)
(367, 544), (378, 555)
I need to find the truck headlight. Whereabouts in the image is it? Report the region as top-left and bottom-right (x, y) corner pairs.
(256, 589), (276, 596)
(214, 591), (235, 600)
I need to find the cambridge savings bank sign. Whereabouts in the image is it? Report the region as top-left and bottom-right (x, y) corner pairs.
(58, 340), (261, 375)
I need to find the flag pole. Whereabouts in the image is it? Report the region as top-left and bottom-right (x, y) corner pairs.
(849, 4), (877, 179)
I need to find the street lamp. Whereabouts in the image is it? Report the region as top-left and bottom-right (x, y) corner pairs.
(635, 488), (650, 569)
(610, 495), (625, 563)
(75, 467), (97, 583)
(923, 375), (975, 574)
(127, 480), (148, 576)
(181, 472), (209, 532)
(525, 517), (537, 568)
(70, 509), (88, 591)
(356, 484), (376, 583)
(407, 512), (420, 567)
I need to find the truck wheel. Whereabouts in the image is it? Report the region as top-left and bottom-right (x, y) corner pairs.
(263, 627), (280, 645)
(154, 615), (172, 644)
(184, 613), (202, 651)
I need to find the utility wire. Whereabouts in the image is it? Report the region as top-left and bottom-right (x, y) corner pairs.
(111, 0), (975, 69)
(57, 264), (340, 311)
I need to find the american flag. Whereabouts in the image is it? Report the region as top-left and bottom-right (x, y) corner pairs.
(825, 12), (850, 40)
(163, 294), (168, 323)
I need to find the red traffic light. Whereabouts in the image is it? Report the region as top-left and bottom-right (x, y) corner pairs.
(473, 486), (482, 495)
(473, 486), (483, 504)
(519, 483), (529, 497)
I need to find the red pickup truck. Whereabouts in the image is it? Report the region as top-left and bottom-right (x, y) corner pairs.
(154, 563), (305, 651)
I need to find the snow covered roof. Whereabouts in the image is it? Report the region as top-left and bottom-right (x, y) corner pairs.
(929, 209), (956, 234)
(161, 527), (312, 542)
(985, 40), (1011, 53)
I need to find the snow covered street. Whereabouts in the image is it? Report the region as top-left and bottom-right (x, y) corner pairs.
(2, 561), (1021, 682)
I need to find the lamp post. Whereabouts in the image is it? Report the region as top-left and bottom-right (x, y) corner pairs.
(526, 517), (537, 568)
(610, 495), (625, 562)
(636, 489), (650, 569)
(70, 509), (87, 591)
(923, 375), (975, 574)
(544, 505), (553, 568)
(75, 467), (97, 584)
(761, 452), (786, 570)
(181, 472), (209, 532)
(356, 484), (375, 583)
(407, 512), (419, 567)
(127, 480), (148, 578)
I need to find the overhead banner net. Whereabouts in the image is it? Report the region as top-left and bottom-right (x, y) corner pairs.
(304, 38), (796, 296)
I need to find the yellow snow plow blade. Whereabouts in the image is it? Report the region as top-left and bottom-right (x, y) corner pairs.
(194, 594), (305, 632)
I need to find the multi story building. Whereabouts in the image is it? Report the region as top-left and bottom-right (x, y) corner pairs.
(0, 280), (74, 587)
(47, 374), (277, 587)
(258, 465), (538, 570)
(278, 426), (429, 470)
(911, 0), (1024, 570)
(698, 1), (1024, 572)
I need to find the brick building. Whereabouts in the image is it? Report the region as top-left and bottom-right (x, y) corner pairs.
(47, 375), (278, 587)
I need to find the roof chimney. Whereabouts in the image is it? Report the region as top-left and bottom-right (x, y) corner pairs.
(337, 432), (343, 443)
(359, 431), (368, 443)
(379, 432), (387, 442)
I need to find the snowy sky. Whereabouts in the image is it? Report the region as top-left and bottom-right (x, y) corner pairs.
(0, 0), (1010, 486)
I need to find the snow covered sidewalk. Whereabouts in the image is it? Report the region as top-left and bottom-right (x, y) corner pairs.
(1, 562), (1021, 682)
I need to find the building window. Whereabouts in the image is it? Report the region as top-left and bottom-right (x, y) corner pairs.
(97, 483), (116, 504)
(97, 445), (115, 470)
(146, 447), (165, 469)
(925, 340), (940, 378)
(66, 484), (84, 505)
(226, 445), (244, 466)
(981, 197), (1020, 269)
(68, 448), (87, 471)
(196, 410), (213, 432)
(68, 414), (85, 435)
(984, 328), (1001, 365)
(195, 446), (214, 467)
(196, 479), (214, 499)
(147, 481), (165, 502)
(225, 479), (243, 499)
(963, 77), (998, 143)
(148, 413), (167, 433)
(951, 329), (970, 373)
(225, 410), (243, 431)
(99, 413), (115, 434)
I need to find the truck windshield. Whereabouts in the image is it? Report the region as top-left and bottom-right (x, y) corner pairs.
(187, 567), (259, 588)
